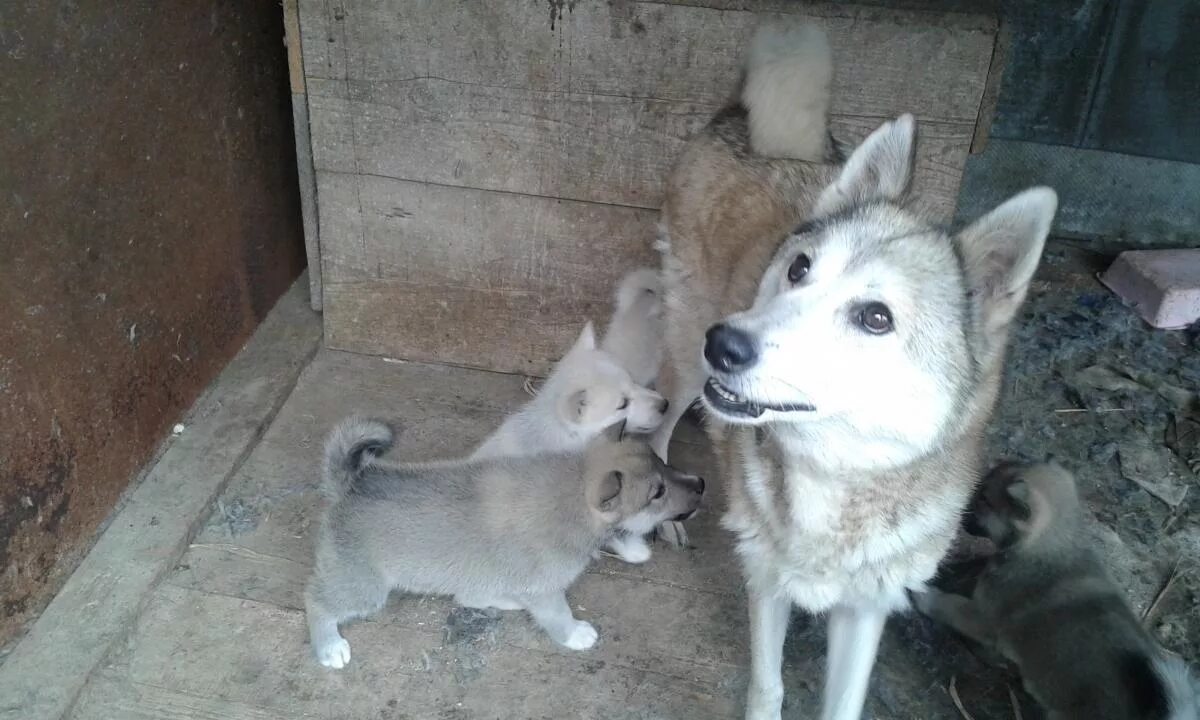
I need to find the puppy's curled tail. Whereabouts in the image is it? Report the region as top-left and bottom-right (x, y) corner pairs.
(742, 24), (832, 162)
(614, 268), (662, 312)
(322, 416), (394, 499)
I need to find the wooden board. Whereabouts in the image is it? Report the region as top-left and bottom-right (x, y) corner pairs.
(283, 0), (322, 310)
(298, 0), (1000, 373)
(307, 87), (972, 214)
(60, 348), (1010, 720)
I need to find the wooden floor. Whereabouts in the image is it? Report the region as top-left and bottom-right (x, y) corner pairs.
(43, 343), (1016, 720)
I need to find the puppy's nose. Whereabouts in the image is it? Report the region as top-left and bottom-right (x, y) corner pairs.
(658, 398), (670, 413)
(704, 324), (758, 372)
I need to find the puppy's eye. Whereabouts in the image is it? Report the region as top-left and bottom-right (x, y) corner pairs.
(651, 483), (665, 500)
(617, 397), (629, 410)
(857, 302), (894, 334)
(787, 253), (811, 284)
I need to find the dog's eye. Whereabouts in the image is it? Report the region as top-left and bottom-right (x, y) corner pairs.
(787, 253), (811, 283)
(651, 483), (665, 500)
(857, 302), (894, 334)
(617, 397), (629, 410)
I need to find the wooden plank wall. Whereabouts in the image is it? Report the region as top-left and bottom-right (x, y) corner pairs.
(299, 0), (1000, 375)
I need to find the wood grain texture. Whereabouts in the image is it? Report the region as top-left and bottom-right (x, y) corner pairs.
(297, 0), (998, 370)
(320, 176), (660, 374)
(308, 86), (973, 213)
(299, 0), (996, 120)
(313, 111), (968, 372)
(291, 97), (322, 311)
(62, 348), (1003, 720)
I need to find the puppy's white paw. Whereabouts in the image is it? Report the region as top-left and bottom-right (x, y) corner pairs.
(562, 621), (598, 650)
(657, 520), (689, 548)
(615, 541), (651, 564)
(316, 637), (352, 669)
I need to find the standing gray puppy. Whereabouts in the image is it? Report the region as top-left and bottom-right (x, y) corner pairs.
(914, 462), (1198, 720)
(305, 417), (704, 669)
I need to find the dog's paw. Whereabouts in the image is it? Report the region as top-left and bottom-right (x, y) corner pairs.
(608, 535), (652, 564)
(657, 521), (689, 549)
(316, 637), (352, 669)
(616, 542), (651, 564)
(562, 621), (598, 650)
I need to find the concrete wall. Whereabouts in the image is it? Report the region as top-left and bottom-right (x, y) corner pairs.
(0, 2), (306, 647)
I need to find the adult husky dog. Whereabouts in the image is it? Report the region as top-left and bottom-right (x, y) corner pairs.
(650, 25), (1057, 720)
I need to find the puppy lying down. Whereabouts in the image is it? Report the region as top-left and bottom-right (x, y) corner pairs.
(914, 462), (1197, 720)
(305, 418), (704, 669)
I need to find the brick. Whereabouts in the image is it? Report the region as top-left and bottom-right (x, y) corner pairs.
(1100, 249), (1200, 329)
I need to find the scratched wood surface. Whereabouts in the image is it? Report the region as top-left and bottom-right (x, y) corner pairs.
(63, 349), (1016, 719)
(298, 0), (1001, 374)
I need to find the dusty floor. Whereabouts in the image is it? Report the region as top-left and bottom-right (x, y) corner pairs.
(6, 243), (1198, 719)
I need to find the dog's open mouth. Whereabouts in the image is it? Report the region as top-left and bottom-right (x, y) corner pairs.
(703, 378), (815, 419)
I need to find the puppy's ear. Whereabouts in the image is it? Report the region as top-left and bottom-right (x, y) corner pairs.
(956, 188), (1056, 353)
(813, 114), (915, 217)
(558, 388), (589, 426)
(1005, 480), (1033, 521)
(568, 321), (597, 354)
(593, 470), (623, 513)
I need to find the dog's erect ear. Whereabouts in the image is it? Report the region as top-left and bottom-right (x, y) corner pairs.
(1004, 480), (1033, 521)
(956, 187), (1056, 347)
(568, 321), (597, 354)
(594, 470), (623, 513)
(813, 114), (915, 217)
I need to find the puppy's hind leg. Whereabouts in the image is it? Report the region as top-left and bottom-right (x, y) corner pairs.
(520, 591), (597, 650)
(821, 604), (887, 720)
(745, 587), (792, 720)
(304, 568), (390, 669)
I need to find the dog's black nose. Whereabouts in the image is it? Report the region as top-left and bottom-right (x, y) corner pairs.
(658, 398), (670, 413)
(704, 324), (758, 372)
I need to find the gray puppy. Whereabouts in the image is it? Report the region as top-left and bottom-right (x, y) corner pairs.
(914, 462), (1198, 720)
(305, 417), (704, 669)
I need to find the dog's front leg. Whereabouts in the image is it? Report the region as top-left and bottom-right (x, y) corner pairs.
(745, 587), (792, 720)
(911, 589), (994, 648)
(520, 591), (598, 650)
(821, 604), (887, 720)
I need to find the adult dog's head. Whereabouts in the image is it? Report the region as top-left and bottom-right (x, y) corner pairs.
(700, 115), (1056, 460)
